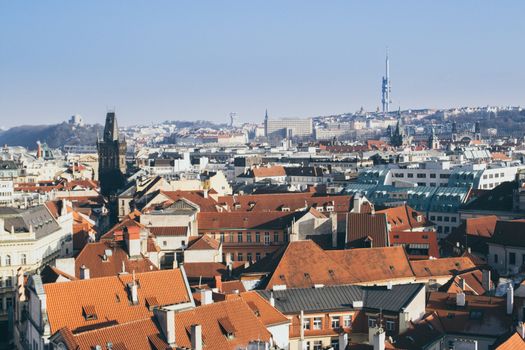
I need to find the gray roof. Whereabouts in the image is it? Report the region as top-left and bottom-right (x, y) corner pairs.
(0, 205), (61, 239)
(258, 283), (424, 314)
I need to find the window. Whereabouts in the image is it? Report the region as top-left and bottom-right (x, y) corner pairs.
(237, 253), (243, 261)
(313, 317), (322, 330)
(440, 174), (450, 179)
(247, 253), (252, 262)
(5, 255), (11, 266)
(368, 317), (377, 328)
(444, 216), (450, 222)
(229, 233), (234, 243)
(386, 320), (395, 331)
(264, 232), (270, 244)
(343, 315), (352, 328)
(273, 232), (279, 243)
(331, 339), (339, 349)
(510, 252), (516, 265)
(451, 217), (457, 222)
(331, 316), (340, 329)
(5, 276), (12, 287)
(255, 232), (260, 243)
(313, 341), (322, 350)
(256, 253), (261, 261)
(430, 173), (436, 178)
(494, 254), (499, 264)
(163, 241), (167, 247)
(430, 216), (436, 221)
(237, 232), (243, 243)
(220, 232), (225, 243)
(407, 173), (414, 178)
(417, 173), (426, 178)
(246, 232), (252, 243)
(302, 318), (310, 330)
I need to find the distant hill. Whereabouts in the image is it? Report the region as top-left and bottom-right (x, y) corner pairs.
(0, 122), (103, 149)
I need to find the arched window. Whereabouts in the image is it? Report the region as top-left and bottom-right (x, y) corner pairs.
(5, 255), (11, 266)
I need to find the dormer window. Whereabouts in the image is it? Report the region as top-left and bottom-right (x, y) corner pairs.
(82, 305), (97, 321)
(218, 317), (236, 340)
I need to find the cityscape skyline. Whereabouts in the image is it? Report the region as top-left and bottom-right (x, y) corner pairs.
(1, 1), (525, 127)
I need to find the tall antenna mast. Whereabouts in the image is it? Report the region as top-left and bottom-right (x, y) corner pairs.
(381, 48), (391, 117)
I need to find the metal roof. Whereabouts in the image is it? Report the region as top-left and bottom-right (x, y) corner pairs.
(257, 283), (424, 314)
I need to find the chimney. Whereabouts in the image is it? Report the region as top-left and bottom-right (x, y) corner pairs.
(482, 270), (491, 292)
(507, 283), (514, 315)
(191, 324), (203, 350)
(79, 265), (90, 280)
(353, 194), (362, 213)
(338, 333), (348, 350)
(269, 292), (275, 307)
(203, 189), (208, 199)
(154, 308), (176, 346)
(126, 226), (141, 257)
(331, 212), (338, 249)
(214, 275), (222, 293)
(130, 271), (139, 305)
(60, 199), (68, 217)
(300, 310), (305, 341)
(386, 281), (392, 290)
(517, 322), (525, 339)
(200, 289), (213, 305)
(456, 292), (466, 307)
(373, 327), (386, 350)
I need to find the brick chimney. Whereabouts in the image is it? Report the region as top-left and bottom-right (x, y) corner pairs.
(214, 275), (222, 293)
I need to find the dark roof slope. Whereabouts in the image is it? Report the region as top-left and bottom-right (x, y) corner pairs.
(258, 283), (424, 314)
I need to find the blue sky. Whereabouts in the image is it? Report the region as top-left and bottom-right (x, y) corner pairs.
(0, 1), (524, 127)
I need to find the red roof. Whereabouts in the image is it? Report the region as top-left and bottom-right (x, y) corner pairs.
(149, 226), (188, 237)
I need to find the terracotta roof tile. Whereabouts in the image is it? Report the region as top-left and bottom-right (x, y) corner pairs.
(44, 268), (192, 334)
(217, 193), (352, 212)
(496, 332), (525, 350)
(239, 291), (289, 327)
(346, 213), (389, 248)
(149, 226), (187, 237)
(411, 257), (477, 278)
(74, 241), (157, 279)
(186, 234), (220, 251)
(377, 204), (431, 231)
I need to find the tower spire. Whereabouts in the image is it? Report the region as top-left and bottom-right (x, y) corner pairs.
(381, 48), (391, 116)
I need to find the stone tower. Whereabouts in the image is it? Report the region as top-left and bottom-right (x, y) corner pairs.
(97, 112), (127, 196)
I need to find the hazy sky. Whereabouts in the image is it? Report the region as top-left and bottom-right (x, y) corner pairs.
(0, 1), (524, 127)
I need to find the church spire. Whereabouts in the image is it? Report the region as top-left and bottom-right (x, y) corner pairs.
(103, 111), (119, 142)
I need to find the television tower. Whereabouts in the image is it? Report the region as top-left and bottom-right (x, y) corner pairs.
(381, 50), (391, 116)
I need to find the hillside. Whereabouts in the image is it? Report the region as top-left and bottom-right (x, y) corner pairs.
(0, 122), (103, 149)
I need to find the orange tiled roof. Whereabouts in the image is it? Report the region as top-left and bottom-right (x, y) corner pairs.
(377, 204), (431, 231)
(186, 234), (221, 251)
(496, 332), (525, 349)
(346, 213), (389, 248)
(197, 211), (295, 230)
(329, 246), (415, 283)
(239, 291), (289, 327)
(44, 268), (192, 334)
(247, 240), (415, 290)
(251, 166), (286, 178)
(173, 298), (271, 350)
(465, 215), (498, 238)
(217, 193), (352, 212)
(149, 226), (187, 237)
(159, 190), (218, 212)
(74, 241), (157, 279)
(69, 318), (168, 350)
(411, 257), (477, 278)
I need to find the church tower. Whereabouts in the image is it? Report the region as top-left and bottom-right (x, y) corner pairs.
(428, 127), (440, 150)
(97, 111), (127, 196)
